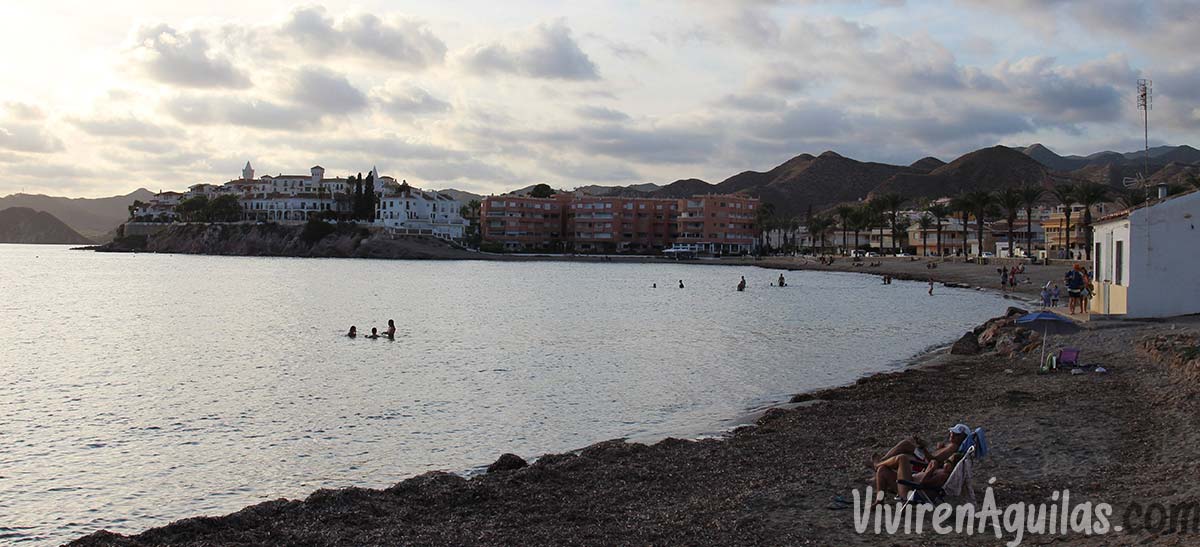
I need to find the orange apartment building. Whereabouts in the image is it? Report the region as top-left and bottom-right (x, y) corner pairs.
(481, 193), (757, 254)
(570, 196), (680, 252)
(674, 194), (758, 254)
(480, 194), (572, 251)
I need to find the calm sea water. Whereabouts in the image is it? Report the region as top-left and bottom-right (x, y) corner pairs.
(0, 244), (1009, 545)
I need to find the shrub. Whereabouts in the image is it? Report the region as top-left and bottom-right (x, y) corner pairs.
(300, 219), (336, 245)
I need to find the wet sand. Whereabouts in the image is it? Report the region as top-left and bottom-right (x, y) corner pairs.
(68, 312), (1200, 546)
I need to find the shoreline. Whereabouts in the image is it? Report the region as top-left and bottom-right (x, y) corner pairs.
(69, 310), (1200, 546)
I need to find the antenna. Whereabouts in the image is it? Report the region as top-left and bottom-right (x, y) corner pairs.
(1124, 79), (1153, 189)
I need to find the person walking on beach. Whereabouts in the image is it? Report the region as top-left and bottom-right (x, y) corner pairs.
(1065, 264), (1086, 314)
(1000, 267), (1009, 292)
(928, 277), (934, 296)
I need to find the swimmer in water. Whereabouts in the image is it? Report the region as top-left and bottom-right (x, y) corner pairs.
(778, 273), (786, 287)
(679, 280), (684, 289)
(366, 327), (381, 339)
(346, 326), (357, 338)
(385, 319), (396, 339)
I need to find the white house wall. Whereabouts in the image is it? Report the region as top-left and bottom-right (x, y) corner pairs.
(1123, 191), (1200, 318)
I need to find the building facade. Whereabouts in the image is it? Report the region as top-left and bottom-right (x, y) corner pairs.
(480, 193), (757, 254)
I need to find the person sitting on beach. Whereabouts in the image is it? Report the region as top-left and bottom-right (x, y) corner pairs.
(366, 327), (380, 339)
(385, 319), (396, 339)
(346, 326), (357, 338)
(874, 452), (963, 501)
(870, 424), (970, 474)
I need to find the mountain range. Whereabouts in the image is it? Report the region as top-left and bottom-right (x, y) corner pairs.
(499, 144), (1200, 217)
(0, 207), (94, 244)
(0, 188), (154, 242)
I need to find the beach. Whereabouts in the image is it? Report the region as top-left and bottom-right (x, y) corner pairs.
(66, 303), (1200, 545)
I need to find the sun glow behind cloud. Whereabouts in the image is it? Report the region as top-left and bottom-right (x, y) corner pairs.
(0, 0), (1195, 197)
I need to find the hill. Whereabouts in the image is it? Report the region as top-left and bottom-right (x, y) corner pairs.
(436, 188), (484, 203)
(872, 145), (1053, 199)
(0, 207), (94, 244)
(0, 188), (154, 242)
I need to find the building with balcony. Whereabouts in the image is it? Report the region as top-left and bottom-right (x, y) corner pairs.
(570, 196), (679, 253)
(671, 194), (758, 255)
(480, 194), (572, 251)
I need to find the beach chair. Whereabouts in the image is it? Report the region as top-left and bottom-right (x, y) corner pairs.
(899, 445), (978, 511)
(1058, 348), (1081, 368)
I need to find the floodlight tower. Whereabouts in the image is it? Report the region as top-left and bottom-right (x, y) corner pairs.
(1138, 79), (1152, 178)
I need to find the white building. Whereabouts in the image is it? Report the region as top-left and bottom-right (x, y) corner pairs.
(136, 162), (468, 239)
(1090, 187), (1200, 318)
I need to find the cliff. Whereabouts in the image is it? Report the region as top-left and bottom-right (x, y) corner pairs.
(96, 222), (477, 260)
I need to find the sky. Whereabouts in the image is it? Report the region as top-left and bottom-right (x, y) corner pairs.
(0, 0), (1196, 198)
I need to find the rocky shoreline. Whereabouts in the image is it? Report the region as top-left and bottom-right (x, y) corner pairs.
(68, 311), (1200, 546)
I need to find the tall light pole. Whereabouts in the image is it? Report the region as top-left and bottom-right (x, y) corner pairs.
(1137, 79), (1152, 178)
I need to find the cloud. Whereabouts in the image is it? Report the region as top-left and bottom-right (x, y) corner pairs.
(0, 123), (65, 153)
(373, 85), (452, 117)
(575, 105), (630, 122)
(289, 67), (368, 114)
(163, 94), (312, 130)
(281, 6), (446, 69)
(70, 116), (183, 138)
(461, 19), (599, 80)
(717, 93), (787, 112)
(128, 24), (251, 88)
(4, 102), (46, 121)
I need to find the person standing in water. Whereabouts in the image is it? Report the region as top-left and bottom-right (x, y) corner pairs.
(366, 327), (380, 339)
(737, 276), (747, 291)
(928, 277), (934, 296)
(778, 273), (786, 287)
(385, 319), (396, 339)
(679, 280), (685, 289)
(346, 326), (357, 338)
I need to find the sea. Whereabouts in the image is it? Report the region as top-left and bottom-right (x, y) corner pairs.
(0, 244), (1011, 545)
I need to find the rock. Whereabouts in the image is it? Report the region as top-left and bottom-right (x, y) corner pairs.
(951, 332), (981, 355)
(1005, 306), (1029, 317)
(487, 453), (528, 473)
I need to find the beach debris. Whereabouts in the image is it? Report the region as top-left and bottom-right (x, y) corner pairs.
(487, 453), (529, 473)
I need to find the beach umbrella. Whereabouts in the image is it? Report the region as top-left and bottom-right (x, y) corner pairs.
(1015, 311), (1080, 368)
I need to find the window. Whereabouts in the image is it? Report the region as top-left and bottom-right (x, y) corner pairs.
(1094, 243), (1102, 281)
(1115, 240), (1124, 286)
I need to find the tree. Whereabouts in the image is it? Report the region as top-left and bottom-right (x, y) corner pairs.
(916, 214), (933, 256)
(849, 206), (868, 253)
(1073, 182), (1109, 260)
(353, 174), (364, 220)
(754, 202), (776, 253)
(996, 188), (1023, 257)
(1018, 184), (1045, 259)
(873, 193), (903, 253)
(128, 200), (146, 220)
(949, 194), (971, 256)
(176, 195), (209, 222)
(963, 190), (996, 258)
(529, 183), (555, 198)
(807, 216), (834, 254)
(206, 194), (242, 222)
(364, 171), (376, 221)
(926, 203), (950, 257)
(834, 205), (854, 255)
(1049, 183), (1077, 259)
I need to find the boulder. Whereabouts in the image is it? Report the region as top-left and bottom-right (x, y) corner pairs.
(486, 453), (528, 473)
(950, 332), (981, 355)
(1005, 306), (1029, 317)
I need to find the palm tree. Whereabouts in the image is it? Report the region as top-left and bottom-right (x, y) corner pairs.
(917, 214), (933, 256)
(755, 202), (776, 253)
(926, 203), (950, 257)
(873, 193), (904, 253)
(1018, 184), (1045, 259)
(1049, 184), (1077, 259)
(995, 188), (1023, 257)
(850, 206), (868, 254)
(807, 216), (835, 254)
(1073, 182), (1110, 261)
(949, 194), (972, 256)
(835, 205), (854, 255)
(964, 190), (996, 257)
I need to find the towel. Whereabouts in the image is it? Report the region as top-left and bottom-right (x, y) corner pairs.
(941, 454), (976, 503)
(959, 427), (988, 458)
